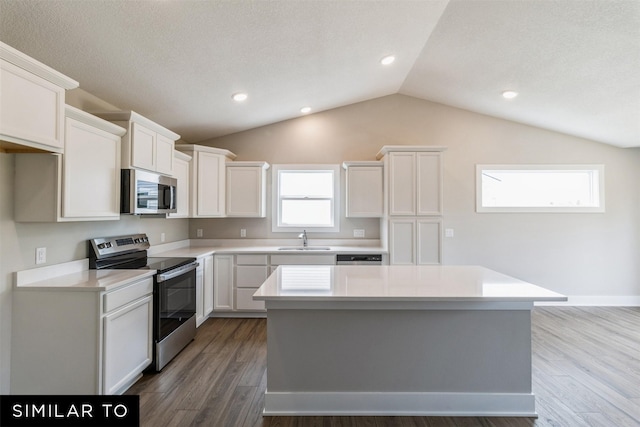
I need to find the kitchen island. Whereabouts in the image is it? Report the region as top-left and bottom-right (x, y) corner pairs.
(253, 265), (566, 417)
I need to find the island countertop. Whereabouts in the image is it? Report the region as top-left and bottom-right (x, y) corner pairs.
(253, 265), (567, 303)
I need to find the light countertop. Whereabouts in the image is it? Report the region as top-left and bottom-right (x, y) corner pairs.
(253, 265), (567, 302)
(152, 243), (385, 258)
(15, 268), (155, 292)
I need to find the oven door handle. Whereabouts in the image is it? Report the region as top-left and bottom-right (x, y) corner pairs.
(156, 262), (199, 282)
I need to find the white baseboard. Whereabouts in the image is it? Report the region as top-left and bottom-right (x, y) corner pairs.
(535, 295), (640, 306)
(263, 391), (537, 417)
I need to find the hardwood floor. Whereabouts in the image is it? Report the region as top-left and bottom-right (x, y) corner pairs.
(127, 307), (640, 426)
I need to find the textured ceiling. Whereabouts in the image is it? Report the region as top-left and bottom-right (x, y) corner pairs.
(1, 0), (638, 147)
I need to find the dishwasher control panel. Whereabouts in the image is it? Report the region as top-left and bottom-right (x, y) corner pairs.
(336, 254), (383, 265)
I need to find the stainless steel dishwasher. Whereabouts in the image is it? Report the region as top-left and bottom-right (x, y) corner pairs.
(336, 254), (383, 265)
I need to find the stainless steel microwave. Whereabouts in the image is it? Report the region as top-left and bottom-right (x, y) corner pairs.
(121, 169), (177, 214)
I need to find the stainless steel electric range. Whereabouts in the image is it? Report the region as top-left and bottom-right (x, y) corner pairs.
(89, 233), (198, 371)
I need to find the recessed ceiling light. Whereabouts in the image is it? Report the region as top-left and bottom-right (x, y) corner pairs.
(380, 55), (395, 65)
(300, 106), (312, 114)
(232, 92), (248, 102)
(502, 90), (518, 99)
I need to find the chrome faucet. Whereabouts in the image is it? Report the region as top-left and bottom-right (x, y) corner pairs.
(298, 230), (308, 247)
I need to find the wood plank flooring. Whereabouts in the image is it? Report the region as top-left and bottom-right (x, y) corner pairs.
(126, 307), (640, 426)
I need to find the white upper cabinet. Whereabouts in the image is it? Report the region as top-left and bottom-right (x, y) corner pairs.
(226, 161), (270, 218)
(378, 146), (446, 265)
(0, 42), (79, 153)
(175, 144), (236, 218)
(377, 146), (446, 216)
(343, 161), (384, 217)
(14, 106), (125, 222)
(93, 111), (179, 176)
(167, 150), (192, 219)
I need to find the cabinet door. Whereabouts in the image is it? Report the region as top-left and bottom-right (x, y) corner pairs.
(346, 166), (383, 217)
(226, 166), (265, 217)
(155, 133), (174, 176)
(195, 263), (205, 326)
(213, 255), (234, 311)
(236, 265), (268, 287)
(63, 117), (120, 219)
(0, 60), (65, 150)
(131, 122), (156, 172)
(389, 152), (416, 216)
(417, 153), (442, 216)
(197, 152), (225, 216)
(203, 255), (214, 316)
(236, 289), (266, 311)
(168, 155), (190, 218)
(102, 295), (152, 395)
(417, 219), (441, 265)
(389, 219), (416, 265)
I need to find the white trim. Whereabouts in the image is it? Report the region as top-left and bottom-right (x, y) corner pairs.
(536, 295), (640, 306)
(1, 41), (79, 89)
(263, 391), (536, 417)
(376, 145), (447, 159)
(476, 164), (605, 213)
(271, 164), (341, 233)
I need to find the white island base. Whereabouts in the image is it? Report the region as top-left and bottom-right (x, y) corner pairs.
(253, 265), (567, 417)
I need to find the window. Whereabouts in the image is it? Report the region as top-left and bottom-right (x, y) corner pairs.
(272, 165), (340, 232)
(476, 165), (605, 213)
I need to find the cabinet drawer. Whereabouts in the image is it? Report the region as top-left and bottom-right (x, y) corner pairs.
(270, 254), (336, 265)
(235, 288), (265, 311)
(236, 254), (268, 265)
(236, 266), (268, 287)
(103, 277), (153, 313)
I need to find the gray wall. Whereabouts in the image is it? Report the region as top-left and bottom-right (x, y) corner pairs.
(198, 94), (640, 299)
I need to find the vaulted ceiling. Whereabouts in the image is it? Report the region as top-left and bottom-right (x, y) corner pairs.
(1, 0), (638, 147)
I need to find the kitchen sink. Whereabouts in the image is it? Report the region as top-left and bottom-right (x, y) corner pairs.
(277, 247), (332, 251)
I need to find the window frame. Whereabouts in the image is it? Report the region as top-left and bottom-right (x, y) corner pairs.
(476, 164), (605, 213)
(271, 164), (341, 232)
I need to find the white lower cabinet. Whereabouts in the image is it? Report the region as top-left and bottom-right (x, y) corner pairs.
(235, 255), (269, 311)
(389, 218), (442, 265)
(213, 254), (234, 311)
(11, 275), (153, 394)
(196, 254), (215, 326)
(103, 294), (153, 395)
(212, 253), (337, 315)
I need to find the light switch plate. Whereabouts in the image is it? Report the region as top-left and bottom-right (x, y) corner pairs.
(353, 229), (365, 238)
(445, 228), (454, 238)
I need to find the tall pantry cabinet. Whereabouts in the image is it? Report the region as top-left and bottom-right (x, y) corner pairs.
(377, 146), (446, 265)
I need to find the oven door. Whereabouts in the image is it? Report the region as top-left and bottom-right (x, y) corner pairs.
(155, 262), (197, 341)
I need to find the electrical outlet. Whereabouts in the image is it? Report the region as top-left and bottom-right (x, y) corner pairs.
(240, 229), (247, 238)
(197, 229), (203, 238)
(160, 232), (166, 242)
(35, 247), (46, 265)
(445, 228), (454, 238)
(353, 229), (365, 238)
